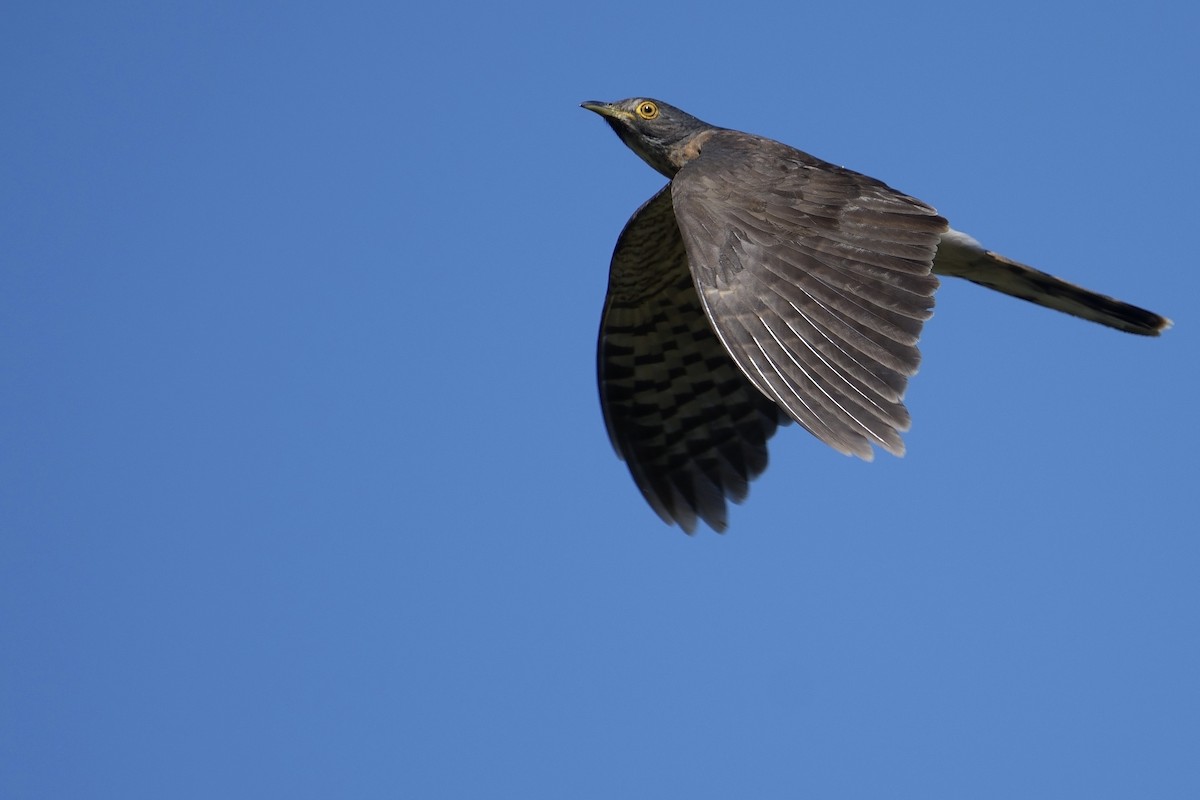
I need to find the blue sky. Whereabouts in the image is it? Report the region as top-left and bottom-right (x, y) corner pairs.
(2, 2), (1197, 797)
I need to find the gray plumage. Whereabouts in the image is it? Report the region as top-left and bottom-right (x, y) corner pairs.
(583, 98), (1171, 534)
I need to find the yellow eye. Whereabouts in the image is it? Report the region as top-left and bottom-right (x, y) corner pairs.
(635, 101), (659, 120)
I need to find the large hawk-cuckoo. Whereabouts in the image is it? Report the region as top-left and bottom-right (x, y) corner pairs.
(584, 98), (1170, 534)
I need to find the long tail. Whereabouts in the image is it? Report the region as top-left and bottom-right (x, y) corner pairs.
(933, 229), (1171, 336)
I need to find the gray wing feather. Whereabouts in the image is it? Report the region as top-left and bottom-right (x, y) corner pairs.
(671, 132), (949, 459)
(598, 186), (789, 533)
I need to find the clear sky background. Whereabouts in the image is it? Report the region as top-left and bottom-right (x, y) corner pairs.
(3, 2), (1197, 798)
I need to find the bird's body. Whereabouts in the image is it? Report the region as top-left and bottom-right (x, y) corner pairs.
(583, 98), (1170, 533)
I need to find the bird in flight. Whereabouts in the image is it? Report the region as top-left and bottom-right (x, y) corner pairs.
(583, 97), (1171, 534)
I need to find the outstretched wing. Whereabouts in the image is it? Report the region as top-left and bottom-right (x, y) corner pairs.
(598, 186), (789, 533)
(933, 229), (1171, 335)
(671, 131), (948, 459)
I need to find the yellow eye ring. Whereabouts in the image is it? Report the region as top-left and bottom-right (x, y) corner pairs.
(635, 101), (659, 120)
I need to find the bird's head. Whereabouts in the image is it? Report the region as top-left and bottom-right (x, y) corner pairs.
(581, 98), (715, 178)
